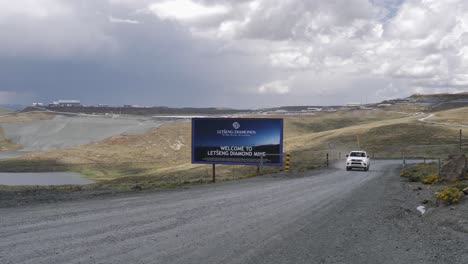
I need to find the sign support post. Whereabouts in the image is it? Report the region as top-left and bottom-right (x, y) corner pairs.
(212, 164), (216, 183)
(460, 129), (462, 153)
(260, 155), (264, 172)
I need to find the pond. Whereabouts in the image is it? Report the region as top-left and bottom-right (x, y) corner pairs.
(0, 151), (94, 186)
(0, 172), (94, 186)
(0, 151), (27, 160)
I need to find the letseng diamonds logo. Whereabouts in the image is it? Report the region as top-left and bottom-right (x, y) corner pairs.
(232, 122), (240, 130)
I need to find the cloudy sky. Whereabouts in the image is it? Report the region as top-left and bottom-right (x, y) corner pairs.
(1, 0), (467, 108)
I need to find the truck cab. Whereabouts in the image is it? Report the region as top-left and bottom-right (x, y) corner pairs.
(346, 151), (370, 171)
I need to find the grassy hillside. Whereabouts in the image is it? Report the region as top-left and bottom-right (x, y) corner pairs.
(372, 92), (468, 113)
(0, 107), (14, 115)
(373, 103), (428, 113)
(426, 107), (468, 126)
(0, 108), (466, 189)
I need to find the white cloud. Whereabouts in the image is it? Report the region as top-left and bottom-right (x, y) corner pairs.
(1, 0), (467, 107)
(109, 16), (141, 24)
(269, 51), (310, 69)
(149, 0), (229, 21)
(258, 81), (290, 95)
(0, 0), (71, 20)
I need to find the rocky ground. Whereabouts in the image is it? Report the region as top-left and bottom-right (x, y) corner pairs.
(0, 187), (132, 208)
(402, 177), (468, 235)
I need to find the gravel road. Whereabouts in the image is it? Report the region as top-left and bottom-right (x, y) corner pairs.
(1, 160), (467, 264)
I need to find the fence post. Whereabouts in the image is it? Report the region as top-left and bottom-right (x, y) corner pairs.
(438, 157), (441, 176)
(460, 129), (463, 153)
(339, 152), (341, 160)
(403, 156), (406, 169)
(285, 153), (290, 172)
(326, 153), (329, 168)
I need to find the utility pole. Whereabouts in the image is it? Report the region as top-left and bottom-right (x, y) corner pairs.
(460, 129), (463, 153)
(356, 134), (361, 149)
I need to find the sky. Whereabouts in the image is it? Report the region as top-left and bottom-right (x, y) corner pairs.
(0, 0), (467, 108)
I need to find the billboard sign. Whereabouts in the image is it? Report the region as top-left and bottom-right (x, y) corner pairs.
(192, 118), (283, 166)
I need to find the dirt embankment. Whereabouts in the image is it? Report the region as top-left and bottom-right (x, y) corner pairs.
(0, 112), (55, 123)
(0, 114), (168, 151)
(0, 112), (57, 152)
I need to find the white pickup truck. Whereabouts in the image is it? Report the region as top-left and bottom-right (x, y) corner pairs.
(346, 151), (370, 171)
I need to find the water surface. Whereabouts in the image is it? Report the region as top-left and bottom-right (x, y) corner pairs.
(0, 172), (94, 186)
(0, 151), (28, 160)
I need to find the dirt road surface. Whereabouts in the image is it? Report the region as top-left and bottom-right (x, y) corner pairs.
(1, 160), (467, 264)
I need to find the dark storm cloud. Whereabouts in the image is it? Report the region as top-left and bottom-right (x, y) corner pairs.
(0, 0), (274, 107)
(0, 0), (466, 108)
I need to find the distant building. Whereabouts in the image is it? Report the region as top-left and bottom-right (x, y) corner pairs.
(32, 103), (44, 107)
(346, 103), (361, 110)
(307, 107), (323, 112)
(50, 100), (82, 107)
(122, 104), (142, 108)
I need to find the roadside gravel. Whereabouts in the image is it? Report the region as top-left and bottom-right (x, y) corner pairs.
(1, 160), (467, 264)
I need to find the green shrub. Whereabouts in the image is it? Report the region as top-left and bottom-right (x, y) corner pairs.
(246, 171), (258, 178)
(400, 162), (439, 183)
(400, 170), (419, 182)
(400, 170), (410, 178)
(436, 187), (463, 205)
(451, 183), (468, 191)
(422, 175), (440, 184)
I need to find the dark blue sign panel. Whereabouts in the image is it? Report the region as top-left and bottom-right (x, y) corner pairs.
(192, 118), (283, 166)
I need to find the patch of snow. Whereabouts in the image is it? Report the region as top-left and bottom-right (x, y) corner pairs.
(418, 114), (434, 122)
(170, 140), (185, 150)
(417, 205), (426, 215)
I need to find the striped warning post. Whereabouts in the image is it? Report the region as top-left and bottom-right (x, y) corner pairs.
(285, 153), (290, 172)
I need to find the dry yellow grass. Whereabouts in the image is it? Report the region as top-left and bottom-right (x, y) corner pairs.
(0, 108), (466, 189)
(428, 107), (468, 126)
(0, 112), (55, 123)
(373, 103), (428, 113)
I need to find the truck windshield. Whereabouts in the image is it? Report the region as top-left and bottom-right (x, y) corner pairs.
(350, 152), (366, 157)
